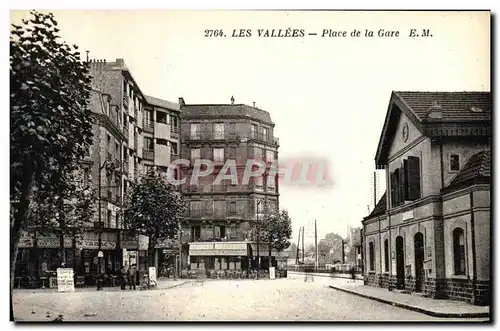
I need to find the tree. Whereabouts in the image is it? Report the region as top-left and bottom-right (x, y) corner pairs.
(123, 170), (187, 268)
(252, 209), (292, 264)
(10, 11), (93, 293)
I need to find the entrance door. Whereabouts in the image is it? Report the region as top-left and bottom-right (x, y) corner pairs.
(395, 236), (405, 289)
(414, 232), (425, 292)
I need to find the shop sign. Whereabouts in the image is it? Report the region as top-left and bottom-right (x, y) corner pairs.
(121, 240), (138, 250)
(77, 240), (116, 250)
(57, 268), (75, 292)
(18, 232), (35, 248)
(37, 237), (73, 249)
(402, 210), (414, 221)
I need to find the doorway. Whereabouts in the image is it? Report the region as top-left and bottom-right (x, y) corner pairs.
(395, 236), (405, 289)
(414, 232), (425, 292)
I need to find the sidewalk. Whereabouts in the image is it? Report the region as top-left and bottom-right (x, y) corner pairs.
(13, 279), (188, 294)
(328, 278), (490, 319)
(288, 271), (363, 280)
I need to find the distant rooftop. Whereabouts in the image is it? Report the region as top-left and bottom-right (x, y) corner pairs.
(179, 97), (274, 124)
(145, 95), (180, 112)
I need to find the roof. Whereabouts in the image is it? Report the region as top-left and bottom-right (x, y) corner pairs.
(375, 91), (491, 167)
(180, 104), (273, 124)
(394, 91), (491, 122)
(364, 192), (387, 220)
(446, 150), (491, 189)
(144, 95), (180, 112)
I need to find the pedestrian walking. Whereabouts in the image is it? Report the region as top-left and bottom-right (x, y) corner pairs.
(350, 266), (356, 283)
(120, 265), (128, 290)
(127, 265), (137, 290)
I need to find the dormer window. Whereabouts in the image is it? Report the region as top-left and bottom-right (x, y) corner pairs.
(470, 106), (483, 112)
(450, 154), (460, 171)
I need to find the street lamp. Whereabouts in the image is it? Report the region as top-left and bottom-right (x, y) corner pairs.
(97, 158), (111, 275)
(256, 198), (265, 280)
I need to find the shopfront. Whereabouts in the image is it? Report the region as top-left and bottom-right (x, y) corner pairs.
(189, 242), (249, 272)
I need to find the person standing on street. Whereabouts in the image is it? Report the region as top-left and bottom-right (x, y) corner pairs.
(127, 265), (137, 290)
(120, 265), (128, 290)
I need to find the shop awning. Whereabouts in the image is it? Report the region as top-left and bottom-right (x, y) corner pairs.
(189, 242), (248, 256)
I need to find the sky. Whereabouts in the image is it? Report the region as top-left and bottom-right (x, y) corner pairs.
(9, 10), (490, 245)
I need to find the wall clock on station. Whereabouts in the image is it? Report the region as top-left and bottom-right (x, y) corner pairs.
(402, 122), (409, 142)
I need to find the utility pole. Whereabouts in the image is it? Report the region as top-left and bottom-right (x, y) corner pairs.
(301, 226), (305, 264)
(314, 219), (318, 270)
(342, 239), (345, 264)
(296, 226), (302, 265)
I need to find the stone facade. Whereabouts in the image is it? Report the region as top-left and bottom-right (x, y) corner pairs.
(361, 91), (491, 306)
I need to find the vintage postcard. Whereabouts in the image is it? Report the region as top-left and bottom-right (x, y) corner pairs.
(9, 9), (491, 322)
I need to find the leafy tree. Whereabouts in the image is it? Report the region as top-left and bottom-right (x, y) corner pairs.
(252, 209), (292, 263)
(123, 170), (187, 266)
(10, 11), (93, 292)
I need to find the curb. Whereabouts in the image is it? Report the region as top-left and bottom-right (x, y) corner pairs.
(328, 285), (490, 319)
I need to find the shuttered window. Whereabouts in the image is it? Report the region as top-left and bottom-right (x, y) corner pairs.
(407, 156), (421, 200)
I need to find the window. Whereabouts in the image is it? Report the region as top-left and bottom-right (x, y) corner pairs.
(123, 81), (127, 94)
(229, 201), (236, 215)
(453, 228), (466, 275)
(253, 147), (263, 160)
(266, 150), (275, 163)
(254, 176), (264, 191)
(390, 156), (421, 207)
(229, 122), (236, 133)
(156, 138), (168, 146)
(251, 124), (258, 138)
(191, 148), (201, 163)
(229, 147), (236, 159)
(190, 201), (201, 217)
(384, 239), (389, 272)
(267, 175), (276, 192)
(369, 242), (375, 271)
(256, 199), (265, 213)
(156, 112), (167, 124)
(213, 148), (225, 164)
(171, 142), (178, 155)
(450, 154), (460, 171)
(191, 226), (201, 241)
(143, 137), (154, 150)
(213, 123), (224, 139)
(107, 210), (112, 228)
(170, 115), (178, 128)
(262, 127), (269, 141)
(214, 225), (226, 239)
(190, 123), (201, 139)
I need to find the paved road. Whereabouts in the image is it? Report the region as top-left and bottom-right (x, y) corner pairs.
(12, 273), (486, 321)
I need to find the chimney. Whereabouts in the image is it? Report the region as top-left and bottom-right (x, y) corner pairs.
(253, 102), (256, 108)
(178, 97), (185, 108)
(231, 96), (235, 105)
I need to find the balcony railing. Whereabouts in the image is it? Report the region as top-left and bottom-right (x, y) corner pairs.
(248, 130), (278, 145)
(143, 148), (154, 160)
(184, 130), (239, 142)
(183, 184), (252, 194)
(143, 119), (154, 132)
(170, 126), (179, 136)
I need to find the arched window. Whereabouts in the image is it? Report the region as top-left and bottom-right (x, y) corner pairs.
(369, 242), (375, 271)
(384, 239), (389, 272)
(453, 228), (465, 275)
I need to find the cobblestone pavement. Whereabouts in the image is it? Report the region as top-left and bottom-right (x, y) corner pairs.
(12, 273), (488, 322)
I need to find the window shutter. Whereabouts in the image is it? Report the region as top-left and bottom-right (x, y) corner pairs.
(398, 165), (405, 204)
(390, 171), (396, 207)
(394, 168), (400, 206)
(402, 159), (409, 201)
(407, 156), (421, 200)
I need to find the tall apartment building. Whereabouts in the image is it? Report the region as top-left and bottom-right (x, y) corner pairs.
(178, 97), (280, 273)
